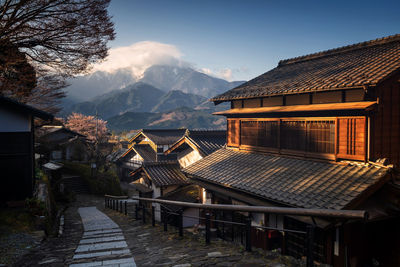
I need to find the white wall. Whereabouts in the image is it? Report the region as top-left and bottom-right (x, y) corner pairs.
(178, 148), (203, 168)
(0, 106), (30, 132)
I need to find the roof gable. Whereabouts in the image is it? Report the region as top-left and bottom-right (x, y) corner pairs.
(211, 34), (400, 102)
(165, 130), (226, 156)
(129, 129), (187, 145)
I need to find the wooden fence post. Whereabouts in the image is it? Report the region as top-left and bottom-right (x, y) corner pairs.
(152, 206), (155, 227)
(163, 209), (168, 232)
(245, 216), (252, 252)
(124, 201), (127, 215)
(306, 224), (315, 267)
(135, 204), (139, 220)
(142, 204), (146, 223)
(205, 213), (211, 245)
(178, 209), (183, 237)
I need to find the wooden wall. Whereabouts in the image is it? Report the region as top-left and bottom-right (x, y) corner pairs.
(371, 72), (400, 168)
(0, 132), (34, 203)
(337, 117), (366, 161)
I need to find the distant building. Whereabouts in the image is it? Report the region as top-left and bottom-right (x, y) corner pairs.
(129, 161), (188, 221)
(0, 96), (53, 203)
(165, 130), (226, 168)
(184, 34), (400, 266)
(116, 129), (187, 181)
(36, 126), (89, 162)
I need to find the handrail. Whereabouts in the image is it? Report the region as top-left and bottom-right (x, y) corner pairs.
(105, 194), (129, 199)
(131, 196), (368, 220)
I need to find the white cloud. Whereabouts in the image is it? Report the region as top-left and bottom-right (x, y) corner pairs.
(199, 67), (248, 81)
(218, 69), (233, 81)
(93, 41), (187, 79)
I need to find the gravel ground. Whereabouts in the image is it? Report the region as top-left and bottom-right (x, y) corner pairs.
(0, 231), (44, 266)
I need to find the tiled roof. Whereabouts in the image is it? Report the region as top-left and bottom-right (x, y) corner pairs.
(133, 144), (156, 162)
(211, 34), (400, 102)
(0, 96), (53, 120)
(107, 148), (128, 162)
(120, 144), (156, 162)
(143, 162), (188, 187)
(158, 185), (201, 212)
(183, 148), (391, 210)
(187, 130), (226, 156)
(132, 129), (187, 145)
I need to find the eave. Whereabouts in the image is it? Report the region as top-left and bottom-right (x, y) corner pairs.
(213, 101), (377, 116)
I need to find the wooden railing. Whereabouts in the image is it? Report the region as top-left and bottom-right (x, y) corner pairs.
(104, 195), (368, 267)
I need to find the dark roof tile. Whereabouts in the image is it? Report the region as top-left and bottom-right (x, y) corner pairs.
(211, 34), (400, 102)
(183, 148), (390, 210)
(187, 130), (226, 155)
(133, 144), (156, 162)
(143, 162), (188, 187)
(142, 129), (187, 145)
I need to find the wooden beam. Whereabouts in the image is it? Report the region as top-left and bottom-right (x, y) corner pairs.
(131, 196), (368, 220)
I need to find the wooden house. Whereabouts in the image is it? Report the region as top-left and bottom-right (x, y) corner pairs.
(36, 126), (88, 162)
(165, 130), (226, 168)
(0, 96), (53, 203)
(183, 35), (400, 266)
(129, 162), (188, 221)
(116, 129), (187, 181)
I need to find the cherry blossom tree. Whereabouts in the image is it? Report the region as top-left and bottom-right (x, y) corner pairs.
(65, 113), (108, 143)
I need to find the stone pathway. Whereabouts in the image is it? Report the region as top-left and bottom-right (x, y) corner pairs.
(14, 194), (307, 267)
(70, 207), (136, 267)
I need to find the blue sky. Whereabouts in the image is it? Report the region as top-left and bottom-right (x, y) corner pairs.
(104, 0), (400, 81)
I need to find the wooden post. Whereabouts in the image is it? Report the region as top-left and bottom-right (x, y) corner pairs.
(306, 224), (315, 267)
(231, 211), (235, 242)
(142, 204), (146, 223)
(120, 201), (122, 213)
(245, 216), (252, 252)
(163, 209), (168, 232)
(104, 197), (107, 208)
(221, 211), (225, 239)
(124, 201), (127, 215)
(152, 206), (155, 227)
(205, 212), (211, 245)
(178, 209), (183, 237)
(135, 204), (139, 220)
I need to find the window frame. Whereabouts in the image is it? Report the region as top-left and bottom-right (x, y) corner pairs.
(227, 116), (367, 161)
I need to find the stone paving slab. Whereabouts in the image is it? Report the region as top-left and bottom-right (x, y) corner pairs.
(70, 206), (136, 267)
(70, 256), (136, 267)
(79, 235), (125, 244)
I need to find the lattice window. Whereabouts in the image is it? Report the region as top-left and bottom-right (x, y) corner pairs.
(240, 120), (279, 148)
(281, 120), (307, 151)
(306, 121), (335, 154)
(240, 121), (258, 146)
(258, 121), (279, 148)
